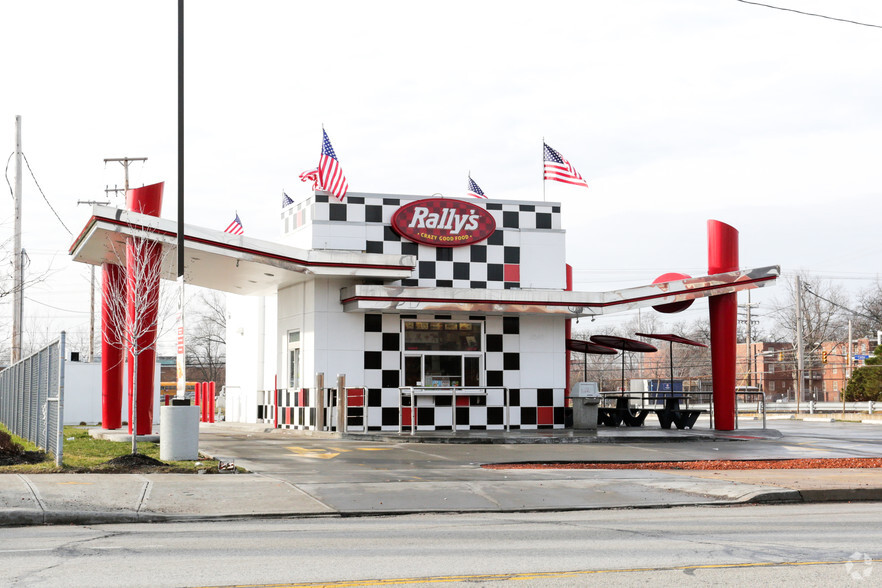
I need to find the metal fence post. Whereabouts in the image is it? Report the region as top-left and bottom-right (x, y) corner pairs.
(56, 332), (66, 466)
(315, 373), (324, 431)
(336, 374), (346, 433)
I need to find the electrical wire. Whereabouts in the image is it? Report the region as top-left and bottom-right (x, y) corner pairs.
(24, 297), (89, 314)
(803, 286), (878, 321)
(4, 152), (13, 200)
(21, 152), (73, 236)
(735, 0), (882, 29)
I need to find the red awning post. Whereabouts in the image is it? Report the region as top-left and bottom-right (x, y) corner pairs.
(708, 220), (739, 430)
(100, 263), (126, 430)
(125, 182), (164, 436)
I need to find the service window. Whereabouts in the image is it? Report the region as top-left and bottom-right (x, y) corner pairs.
(402, 321), (483, 387)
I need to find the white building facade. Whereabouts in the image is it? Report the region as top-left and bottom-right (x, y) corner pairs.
(227, 192), (569, 431)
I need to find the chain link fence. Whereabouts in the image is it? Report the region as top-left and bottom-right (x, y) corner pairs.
(0, 333), (66, 466)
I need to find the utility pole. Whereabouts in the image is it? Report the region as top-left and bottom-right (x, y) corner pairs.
(12, 116), (23, 363)
(77, 198), (110, 362)
(99, 158), (144, 364)
(795, 275), (805, 412)
(738, 291), (760, 388)
(103, 157), (147, 193)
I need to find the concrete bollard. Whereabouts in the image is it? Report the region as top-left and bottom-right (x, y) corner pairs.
(160, 404), (199, 461)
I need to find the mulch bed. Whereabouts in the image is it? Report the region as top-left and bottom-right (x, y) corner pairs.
(0, 430), (47, 466)
(483, 458), (882, 471)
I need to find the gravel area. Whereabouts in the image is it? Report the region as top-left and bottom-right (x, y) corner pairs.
(483, 458), (882, 470)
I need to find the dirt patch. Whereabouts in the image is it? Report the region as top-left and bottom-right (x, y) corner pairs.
(0, 431), (47, 466)
(483, 458), (882, 471)
(93, 453), (172, 472)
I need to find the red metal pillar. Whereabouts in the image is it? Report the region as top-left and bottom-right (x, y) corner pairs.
(708, 220), (739, 431)
(126, 182), (164, 435)
(101, 263), (126, 429)
(208, 381), (216, 423)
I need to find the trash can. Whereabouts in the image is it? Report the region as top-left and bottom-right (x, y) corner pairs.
(570, 382), (601, 430)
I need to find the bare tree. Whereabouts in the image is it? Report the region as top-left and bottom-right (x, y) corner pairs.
(103, 233), (175, 454)
(186, 289), (226, 385)
(854, 281), (882, 339)
(771, 273), (849, 350)
(769, 273), (850, 397)
(0, 220), (52, 361)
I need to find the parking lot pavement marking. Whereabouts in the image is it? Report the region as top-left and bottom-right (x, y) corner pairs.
(285, 447), (340, 459)
(283, 446), (394, 459)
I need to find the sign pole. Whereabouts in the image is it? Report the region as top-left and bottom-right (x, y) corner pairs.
(175, 0), (186, 398)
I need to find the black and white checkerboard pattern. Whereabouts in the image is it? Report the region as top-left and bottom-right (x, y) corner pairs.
(275, 193), (566, 431)
(258, 387), (346, 431)
(362, 313), (565, 431)
(282, 193), (561, 289)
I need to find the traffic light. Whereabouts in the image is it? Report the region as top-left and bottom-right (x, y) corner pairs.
(822, 351), (828, 364)
(777, 352), (783, 361)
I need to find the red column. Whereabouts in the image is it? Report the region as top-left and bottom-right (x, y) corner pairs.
(126, 182), (164, 435)
(208, 382), (216, 423)
(101, 263), (126, 429)
(708, 220), (739, 431)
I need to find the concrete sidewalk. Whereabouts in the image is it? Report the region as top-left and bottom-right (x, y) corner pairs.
(2, 420), (882, 526)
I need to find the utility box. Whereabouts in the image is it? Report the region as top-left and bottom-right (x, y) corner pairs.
(571, 382), (601, 430)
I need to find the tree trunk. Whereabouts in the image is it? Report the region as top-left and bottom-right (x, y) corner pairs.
(131, 352), (138, 455)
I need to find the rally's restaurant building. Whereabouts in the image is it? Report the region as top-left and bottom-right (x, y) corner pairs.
(70, 188), (778, 434)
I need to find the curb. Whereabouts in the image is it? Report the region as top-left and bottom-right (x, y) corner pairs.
(5, 487), (882, 527)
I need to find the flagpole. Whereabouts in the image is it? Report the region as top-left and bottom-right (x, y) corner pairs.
(542, 138), (546, 202)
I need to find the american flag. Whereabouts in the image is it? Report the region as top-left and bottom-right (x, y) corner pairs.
(299, 168), (319, 189)
(467, 175), (488, 199)
(318, 129), (348, 202)
(224, 213), (244, 235)
(543, 143), (588, 188)
(282, 191), (294, 207)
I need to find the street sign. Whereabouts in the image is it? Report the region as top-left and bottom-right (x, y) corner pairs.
(854, 354), (870, 360)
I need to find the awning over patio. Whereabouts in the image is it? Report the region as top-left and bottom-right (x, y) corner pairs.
(339, 265), (779, 317)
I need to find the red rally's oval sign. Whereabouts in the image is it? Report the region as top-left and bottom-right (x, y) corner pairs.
(391, 199), (497, 247)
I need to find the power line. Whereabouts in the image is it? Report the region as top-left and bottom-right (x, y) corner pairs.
(802, 286), (877, 322)
(735, 0), (882, 30)
(4, 152), (13, 199)
(21, 152), (73, 236)
(24, 297), (89, 314)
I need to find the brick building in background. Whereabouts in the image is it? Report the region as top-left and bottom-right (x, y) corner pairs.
(737, 338), (878, 402)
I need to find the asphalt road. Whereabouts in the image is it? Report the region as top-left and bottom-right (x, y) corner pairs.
(2, 502), (880, 587)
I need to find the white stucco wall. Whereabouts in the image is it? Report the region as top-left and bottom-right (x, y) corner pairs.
(63, 360), (162, 426)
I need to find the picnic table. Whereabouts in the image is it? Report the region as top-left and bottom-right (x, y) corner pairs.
(598, 391), (706, 430)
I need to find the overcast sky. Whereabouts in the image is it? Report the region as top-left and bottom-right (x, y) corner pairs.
(2, 0), (881, 350)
